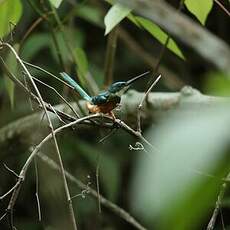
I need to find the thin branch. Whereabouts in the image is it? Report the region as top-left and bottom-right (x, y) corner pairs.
(96, 152), (102, 213)
(0, 42), (78, 230)
(38, 152), (147, 230)
(0, 183), (20, 200)
(214, 0), (230, 17)
(0, 56), (78, 123)
(32, 75), (80, 118)
(206, 173), (230, 230)
(23, 61), (74, 89)
(0, 212), (7, 223)
(34, 158), (42, 221)
(137, 74), (161, 133)
(3, 164), (19, 178)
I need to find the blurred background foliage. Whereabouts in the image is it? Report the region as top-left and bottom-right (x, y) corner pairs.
(0, 0), (230, 229)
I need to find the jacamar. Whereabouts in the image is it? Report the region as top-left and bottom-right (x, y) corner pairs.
(60, 71), (150, 119)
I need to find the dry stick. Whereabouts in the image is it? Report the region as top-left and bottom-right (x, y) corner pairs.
(38, 152), (147, 230)
(137, 0), (184, 133)
(23, 61), (74, 90)
(206, 173), (230, 230)
(4, 114), (99, 219)
(96, 152), (102, 213)
(34, 158), (42, 221)
(137, 74), (162, 133)
(3, 164), (19, 178)
(104, 26), (118, 87)
(0, 213), (7, 223)
(0, 56), (153, 147)
(32, 76), (80, 118)
(220, 208), (226, 230)
(214, 0), (230, 17)
(206, 184), (226, 230)
(0, 57), (78, 123)
(1, 43), (78, 230)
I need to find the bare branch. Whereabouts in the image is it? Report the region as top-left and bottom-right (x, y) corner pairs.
(38, 152), (147, 230)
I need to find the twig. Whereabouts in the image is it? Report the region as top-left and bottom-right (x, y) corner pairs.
(98, 128), (118, 143)
(0, 183), (20, 200)
(34, 158), (42, 221)
(38, 152), (147, 230)
(3, 164), (19, 178)
(214, 0), (230, 17)
(0, 212), (7, 223)
(96, 152), (102, 213)
(0, 56), (78, 122)
(137, 74), (161, 133)
(1, 42), (78, 230)
(23, 61), (74, 89)
(104, 26), (118, 87)
(32, 75), (80, 118)
(206, 173), (230, 230)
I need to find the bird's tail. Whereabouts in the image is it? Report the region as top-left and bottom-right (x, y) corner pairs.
(60, 72), (92, 102)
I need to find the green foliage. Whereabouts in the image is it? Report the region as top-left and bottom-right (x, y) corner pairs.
(21, 33), (51, 61)
(184, 0), (213, 25)
(74, 47), (89, 78)
(77, 140), (121, 201)
(0, 0), (22, 38)
(49, 0), (63, 8)
(131, 106), (230, 229)
(135, 16), (185, 59)
(104, 3), (131, 35)
(4, 44), (20, 108)
(205, 72), (230, 96)
(74, 5), (103, 27)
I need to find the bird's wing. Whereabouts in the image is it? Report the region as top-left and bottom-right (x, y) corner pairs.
(60, 72), (92, 102)
(92, 92), (110, 105)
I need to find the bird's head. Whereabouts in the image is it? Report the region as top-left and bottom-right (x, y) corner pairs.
(108, 82), (128, 96)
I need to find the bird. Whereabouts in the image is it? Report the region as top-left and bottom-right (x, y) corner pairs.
(60, 71), (150, 119)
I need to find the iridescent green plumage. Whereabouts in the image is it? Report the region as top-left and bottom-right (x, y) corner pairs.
(60, 71), (150, 116)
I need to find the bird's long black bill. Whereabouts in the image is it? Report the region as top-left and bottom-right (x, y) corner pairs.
(125, 71), (150, 86)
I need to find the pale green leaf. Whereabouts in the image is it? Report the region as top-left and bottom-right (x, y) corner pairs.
(21, 33), (51, 61)
(136, 16), (185, 59)
(49, 0), (63, 8)
(132, 106), (230, 229)
(185, 0), (213, 25)
(4, 44), (20, 108)
(75, 5), (103, 27)
(104, 3), (131, 35)
(74, 47), (89, 76)
(0, 0), (22, 38)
